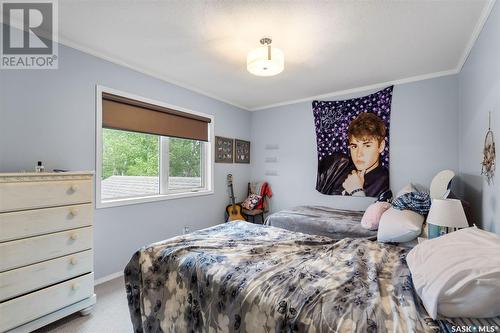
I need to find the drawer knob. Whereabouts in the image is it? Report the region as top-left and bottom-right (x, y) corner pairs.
(69, 208), (79, 217)
(70, 258), (78, 265)
(70, 233), (79, 240)
(72, 283), (80, 291)
(69, 184), (79, 193)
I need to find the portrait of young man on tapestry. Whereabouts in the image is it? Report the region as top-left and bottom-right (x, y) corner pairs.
(313, 86), (393, 201)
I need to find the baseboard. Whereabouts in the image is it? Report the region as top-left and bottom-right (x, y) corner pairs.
(94, 271), (124, 286)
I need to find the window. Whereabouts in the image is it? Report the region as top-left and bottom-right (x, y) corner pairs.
(96, 86), (213, 208)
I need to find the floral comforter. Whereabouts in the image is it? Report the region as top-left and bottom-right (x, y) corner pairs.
(125, 221), (439, 333)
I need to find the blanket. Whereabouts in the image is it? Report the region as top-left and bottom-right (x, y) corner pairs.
(125, 222), (439, 333)
(265, 206), (377, 240)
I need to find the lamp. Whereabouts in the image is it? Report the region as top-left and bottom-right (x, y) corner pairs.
(427, 199), (469, 238)
(247, 37), (284, 77)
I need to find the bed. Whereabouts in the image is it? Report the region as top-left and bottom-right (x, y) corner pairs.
(125, 221), (440, 332)
(264, 205), (377, 240)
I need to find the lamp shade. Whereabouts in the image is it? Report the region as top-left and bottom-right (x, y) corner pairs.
(427, 198), (468, 228)
(247, 44), (284, 77)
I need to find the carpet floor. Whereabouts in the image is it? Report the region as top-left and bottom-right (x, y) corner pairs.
(34, 277), (133, 333)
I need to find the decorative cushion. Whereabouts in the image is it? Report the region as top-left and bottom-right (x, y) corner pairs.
(392, 191), (431, 216)
(377, 207), (424, 243)
(407, 227), (500, 319)
(241, 194), (262, 210)
(361, 202), (391, 230)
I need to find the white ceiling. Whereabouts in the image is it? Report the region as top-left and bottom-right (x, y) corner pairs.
(57, 0), (494, 110)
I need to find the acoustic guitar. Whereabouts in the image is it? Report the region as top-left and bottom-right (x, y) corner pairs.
(226, 174), (246, 222)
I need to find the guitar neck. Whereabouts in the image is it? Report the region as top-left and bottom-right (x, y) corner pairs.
(229, 183), (236, 207)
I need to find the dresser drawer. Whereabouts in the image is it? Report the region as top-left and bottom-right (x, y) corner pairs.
(0, 180), (92, 213)
(0, 227), (92, 272)
(0, 250), (93, 302)
(0, 204), (93, 243)
(0, 273), (93, 332)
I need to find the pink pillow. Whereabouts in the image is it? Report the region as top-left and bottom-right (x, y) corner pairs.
(361, 202), (391, 230)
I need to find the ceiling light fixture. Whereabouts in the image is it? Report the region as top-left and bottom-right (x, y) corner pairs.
(247, 37), (284, 77)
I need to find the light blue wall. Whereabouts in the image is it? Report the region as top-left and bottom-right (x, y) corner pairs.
(0, 44), (252, 279)
(458, 1), (500, 233)
(250, 75), (459, 213)
(4, 15), (492, 279)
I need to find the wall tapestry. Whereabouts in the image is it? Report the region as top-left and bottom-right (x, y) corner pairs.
(312, 86), (393, 200)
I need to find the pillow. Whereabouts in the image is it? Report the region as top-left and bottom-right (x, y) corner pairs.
(241, 194), (262, 210)
(406, 227), (500, 319)
(392, 191), (431, 216)
(361, 202), (391, 230)
(377, 207), (424, 242)
(395, 183), (414, 199)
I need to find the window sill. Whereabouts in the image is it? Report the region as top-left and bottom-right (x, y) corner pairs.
(96, 189), (214, 209)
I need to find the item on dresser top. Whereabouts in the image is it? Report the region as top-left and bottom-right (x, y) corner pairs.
(426, 198), (469, 238)
(265, 205), (377, 240)
(361, 201), (391, 230)
(392, 191), (431, 216)
(53, 169), (69, 173)
(35, 161), (45, 173)
(241, 193), (261, 210)
(0, 172), (95, 333)
(407, 227), (500, 319)
(377, 207), (424, 243)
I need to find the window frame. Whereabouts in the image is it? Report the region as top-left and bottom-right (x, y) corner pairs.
(95, 85), (214, 209)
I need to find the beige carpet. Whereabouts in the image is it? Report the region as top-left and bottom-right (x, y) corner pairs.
(34, 277), (133, 333)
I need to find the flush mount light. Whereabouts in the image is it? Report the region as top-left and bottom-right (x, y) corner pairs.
(247, 37), (284, 77)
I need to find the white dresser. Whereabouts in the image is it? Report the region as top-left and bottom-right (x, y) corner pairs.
(0, 172), (96, 333)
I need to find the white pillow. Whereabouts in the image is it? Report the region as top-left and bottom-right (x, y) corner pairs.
(406, 227), (500, 319)
(377, 207), (424, 242)
(395, 183), (414, 199)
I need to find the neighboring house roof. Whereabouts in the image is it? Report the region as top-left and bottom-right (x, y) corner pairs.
(101, 175), (201, 200)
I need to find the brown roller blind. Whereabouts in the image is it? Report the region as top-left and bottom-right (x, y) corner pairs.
(102, 92), (211, 141)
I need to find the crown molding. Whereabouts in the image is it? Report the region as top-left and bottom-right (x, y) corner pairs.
(248, 68), (459, 111)
(57, 36), (250, 111)
(455, 0), (496, 72)
(60, 37), (460, 112)
(55, 0), (495, 112)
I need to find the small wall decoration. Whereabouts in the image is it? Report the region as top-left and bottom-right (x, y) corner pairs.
(215, 136), (234, 163)
(481, 112), (495, 185)
(235, 139), (251, 164)
(312, 86), (393, 201)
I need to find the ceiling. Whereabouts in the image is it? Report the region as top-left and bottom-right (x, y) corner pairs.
(56, 0), (494, 110)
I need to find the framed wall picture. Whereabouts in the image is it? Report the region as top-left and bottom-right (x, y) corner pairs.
(235, 139), (251, 164)
(215, 136), (234, 163)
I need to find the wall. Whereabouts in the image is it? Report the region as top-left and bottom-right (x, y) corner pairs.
(251, 75), (459, 213)
(0, 44), (252, 280)
(3, 10), (494, 279)
(458, 0), (500, 233)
